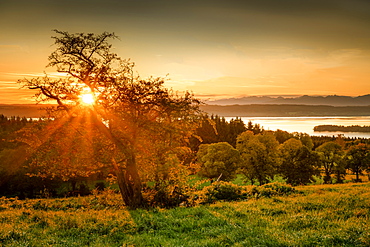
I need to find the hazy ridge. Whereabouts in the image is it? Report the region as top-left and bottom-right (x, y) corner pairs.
(205, 94), (370, 106)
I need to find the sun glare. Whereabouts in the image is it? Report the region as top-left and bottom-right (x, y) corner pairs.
(80, 93), (95, 105)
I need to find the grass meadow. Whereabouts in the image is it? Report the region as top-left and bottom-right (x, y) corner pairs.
(1, 183), (369, 247)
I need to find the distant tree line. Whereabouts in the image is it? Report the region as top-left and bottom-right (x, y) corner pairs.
(314, 125), (370, 133)
(189, 115), (262, 149)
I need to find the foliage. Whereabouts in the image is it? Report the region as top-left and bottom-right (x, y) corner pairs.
(190, 115), (247, 150)
(293, 132), (314, 150)
(0, 116), (60, 198)
(191, 181), (296, 205)
(346, 143), (370, 182)
(18, 30), (202, 208)
(279, 138), (320, 185)
(197, 142), (241, 181)
(273, 129), (293, 144)
(258, 182), (296, 197)
(237, 131), (280, 185)
(246, 120), (264, 135)
(195, 181), (245, 204)
(316, 141), (344, 184)
(142, 153), (191, 208)
(17, 116), (105, 190)
(272, 129), (314, 149)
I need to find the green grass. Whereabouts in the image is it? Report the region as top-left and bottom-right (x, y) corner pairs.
(1, 183), (370, 246)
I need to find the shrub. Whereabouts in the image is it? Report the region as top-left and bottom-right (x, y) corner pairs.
(143, 185), (190, 208)
(94, 182), (106, 191)
(310, 175), (324, 185)
(259, 182), (296, 196)
(191, 181), (297, 205)
(193, 181), (246, 204)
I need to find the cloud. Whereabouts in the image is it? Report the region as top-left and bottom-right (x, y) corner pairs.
(0, 79), (37, 104)
(0, 81), (19, 89)
(2, 0), (370, 102)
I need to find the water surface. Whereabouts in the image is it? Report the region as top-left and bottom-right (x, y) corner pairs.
(225, 116), (370, 138)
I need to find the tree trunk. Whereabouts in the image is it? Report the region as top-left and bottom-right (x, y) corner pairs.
(71, 179), (77, 191)
(324, 171), (332, 184)
(355, 170), (361, 182)
(112, 158), (144, 208)
(125, 155), (144, 207)
(323, 164), (332, 184)
(90, 109), (144, 208)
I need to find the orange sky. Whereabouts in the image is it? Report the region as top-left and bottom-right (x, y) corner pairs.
(1, 0), (370, 104)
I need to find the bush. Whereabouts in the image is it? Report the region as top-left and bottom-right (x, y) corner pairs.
(310, 175), (324, 185)
(261, 182), (296, 196)
(192, 181), (246, 204)
(191, 182), (296, 205)
(94, 182), (106, 191)
(143, 185), (190, 208)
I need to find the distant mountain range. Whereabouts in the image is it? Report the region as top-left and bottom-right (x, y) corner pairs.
(205, 95), (370, 106)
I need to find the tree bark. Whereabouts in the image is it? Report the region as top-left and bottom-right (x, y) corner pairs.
(90, 109), (144, 208)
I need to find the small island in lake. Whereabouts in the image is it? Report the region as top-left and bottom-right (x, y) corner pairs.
(314, 125), (370, 132)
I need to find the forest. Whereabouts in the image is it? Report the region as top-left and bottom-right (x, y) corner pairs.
(1, 113), (370, 207)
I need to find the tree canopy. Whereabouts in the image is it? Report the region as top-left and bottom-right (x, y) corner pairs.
(316, 141), (344, 184)
(19, 30), (202, 208)
(278, 138), (319, 185)
(236, 131), (280, 185)
(197, 142), (240, 181)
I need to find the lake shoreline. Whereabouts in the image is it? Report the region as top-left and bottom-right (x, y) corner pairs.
(225, 116), (370, 139)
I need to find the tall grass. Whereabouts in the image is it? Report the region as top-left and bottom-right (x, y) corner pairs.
(1, 183), (369, 246)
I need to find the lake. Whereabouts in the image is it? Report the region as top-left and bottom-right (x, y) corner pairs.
(225, 116), (370, 138)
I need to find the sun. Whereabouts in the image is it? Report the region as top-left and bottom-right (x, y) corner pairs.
(80, 93), (95, 105)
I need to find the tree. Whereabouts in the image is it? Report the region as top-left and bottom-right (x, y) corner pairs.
(19, 30), (201, 208)
(292, 132), (314, 150)
(190, 115), (221, 151)
(246, 121), (263, 135)
(227, 117), (247, 147)
(236, 131), (280, 185)
(316, 142), (344, 184)
(190, 115), (246, 151)
(278, 138), (319, 185)
(346, 143), (370, 182)
(197, 142), (240, 181)
(273, 129), (293, 144)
